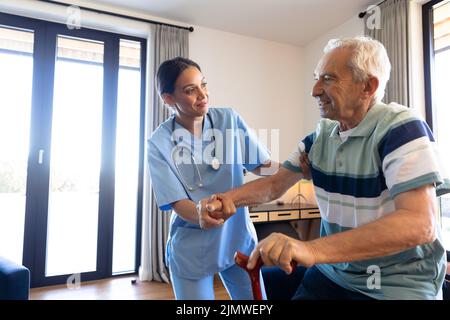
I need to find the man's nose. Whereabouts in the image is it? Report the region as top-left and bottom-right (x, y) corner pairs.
(311, 80), (323, 98)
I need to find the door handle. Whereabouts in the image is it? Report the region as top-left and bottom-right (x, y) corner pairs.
(38, 149), (44, 164)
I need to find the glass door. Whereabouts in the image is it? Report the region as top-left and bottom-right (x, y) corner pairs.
(45, 35), (105, 277)
(0, 26), (34, 265)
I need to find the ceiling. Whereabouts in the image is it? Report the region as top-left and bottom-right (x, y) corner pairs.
(84, 0), (379, 46)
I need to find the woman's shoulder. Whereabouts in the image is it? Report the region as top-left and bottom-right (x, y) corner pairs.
(209, 106), (234, 116)
(209, 107), (243, 123)
(148, 117), (172, 147)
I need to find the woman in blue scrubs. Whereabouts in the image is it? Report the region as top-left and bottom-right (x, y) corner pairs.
(148, 57), (272, 300)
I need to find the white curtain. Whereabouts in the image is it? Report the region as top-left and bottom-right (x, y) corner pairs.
(365, 0), (410, 106)
(139, 24), (189, 283)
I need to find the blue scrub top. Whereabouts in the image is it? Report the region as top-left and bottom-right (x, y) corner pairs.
(148, 107), (270, 280)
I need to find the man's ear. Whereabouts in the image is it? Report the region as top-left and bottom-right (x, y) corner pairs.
(362, 76), (379, 99)
(161, 93), (176, 107)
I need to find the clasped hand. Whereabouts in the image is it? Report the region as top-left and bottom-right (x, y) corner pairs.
(197, 194), (235, 229)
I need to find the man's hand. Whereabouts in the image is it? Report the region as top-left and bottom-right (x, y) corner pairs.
(196, 198), (224, 229)
(299, 152), (312, 180)
(247, 233), (317, 274)
(205, 193), (237, 221)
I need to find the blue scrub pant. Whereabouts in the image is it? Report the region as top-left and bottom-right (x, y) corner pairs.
(170, 263), (267, 300)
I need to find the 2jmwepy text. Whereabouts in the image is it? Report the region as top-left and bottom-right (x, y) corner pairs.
(176, 304), (273, 317)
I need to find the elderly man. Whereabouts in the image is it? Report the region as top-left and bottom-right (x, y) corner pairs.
(200, 36), (449, 300)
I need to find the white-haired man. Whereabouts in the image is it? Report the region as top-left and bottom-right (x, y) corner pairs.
(200, 36), (450, 299)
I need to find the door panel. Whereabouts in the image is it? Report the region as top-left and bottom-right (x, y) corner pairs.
(112, 39), (142, 274)
(0, 26), (34, 265)
(45, 36), (105, 276)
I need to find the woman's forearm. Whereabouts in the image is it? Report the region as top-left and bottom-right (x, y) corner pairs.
(172, 199), (199, 225)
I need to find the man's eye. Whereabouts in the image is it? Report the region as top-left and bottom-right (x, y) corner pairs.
(185, 88), (195, 95)
(201, 82), (207, 89)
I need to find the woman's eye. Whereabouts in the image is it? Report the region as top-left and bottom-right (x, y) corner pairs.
(201, 82), (208, 89)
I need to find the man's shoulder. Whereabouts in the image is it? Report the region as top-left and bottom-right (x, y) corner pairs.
(376, 102), (423, 129)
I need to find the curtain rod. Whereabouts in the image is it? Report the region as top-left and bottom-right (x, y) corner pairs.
(37, 0), (194, 32)
(358, 0), (388, 18)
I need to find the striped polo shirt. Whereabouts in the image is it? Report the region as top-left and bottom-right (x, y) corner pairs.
(283, 102), (450, 299)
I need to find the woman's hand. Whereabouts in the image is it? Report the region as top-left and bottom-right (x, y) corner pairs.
(206, 194), (236, 221)
(196, 197), (224, 229)
(196, 194), (237, 229)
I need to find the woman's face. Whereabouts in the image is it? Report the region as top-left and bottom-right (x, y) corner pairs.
(163, 66), (209, 119)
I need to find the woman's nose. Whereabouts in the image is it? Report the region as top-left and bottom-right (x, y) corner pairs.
(198, 87), (207, 100)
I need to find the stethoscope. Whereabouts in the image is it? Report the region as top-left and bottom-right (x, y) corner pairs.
(171, 113), (220, 191)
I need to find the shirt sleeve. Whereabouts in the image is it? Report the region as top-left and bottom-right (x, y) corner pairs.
(282, 132), (315, 173)
(379, 118), (450, 198)
(233, 109), (271, 171)
(147, 139), (190, 211)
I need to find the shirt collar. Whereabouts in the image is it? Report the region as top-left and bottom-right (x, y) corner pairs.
(328, 102), (386, 139)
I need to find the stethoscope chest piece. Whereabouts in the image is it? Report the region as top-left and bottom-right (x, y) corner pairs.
(211, 157), (220, 171)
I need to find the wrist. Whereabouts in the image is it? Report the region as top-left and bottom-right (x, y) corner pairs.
(301, 241), (319, 267)
(227, 191), (240, 208)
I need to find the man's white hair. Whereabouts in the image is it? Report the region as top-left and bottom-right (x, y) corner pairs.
(324, 36), (391, 103)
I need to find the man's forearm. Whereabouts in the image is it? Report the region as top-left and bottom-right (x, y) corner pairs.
(227, 176), (278, 208)
(307, 208), (436, 265)
(226, 168), (302, 208)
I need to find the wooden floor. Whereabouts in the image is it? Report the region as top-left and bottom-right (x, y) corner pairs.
(30, 275), (231, 300)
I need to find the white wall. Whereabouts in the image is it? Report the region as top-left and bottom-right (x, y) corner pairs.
(301, 16), (365, 136)
(190, 26), (304, 162)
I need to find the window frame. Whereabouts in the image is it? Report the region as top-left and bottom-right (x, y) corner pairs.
(423, 0), (450, 258)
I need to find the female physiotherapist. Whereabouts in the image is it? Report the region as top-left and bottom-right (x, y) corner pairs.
(147, 57), (272, 300)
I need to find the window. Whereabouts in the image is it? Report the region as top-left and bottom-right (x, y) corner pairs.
(0, 12), (146, 287)
(423, 0), (450, 250)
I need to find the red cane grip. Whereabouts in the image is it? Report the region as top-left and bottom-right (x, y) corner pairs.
(234, 251), (298, 300)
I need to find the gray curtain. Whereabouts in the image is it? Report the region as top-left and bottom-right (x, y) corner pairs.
(139, 24), (189, 283)
(365, 0), (410, 106)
